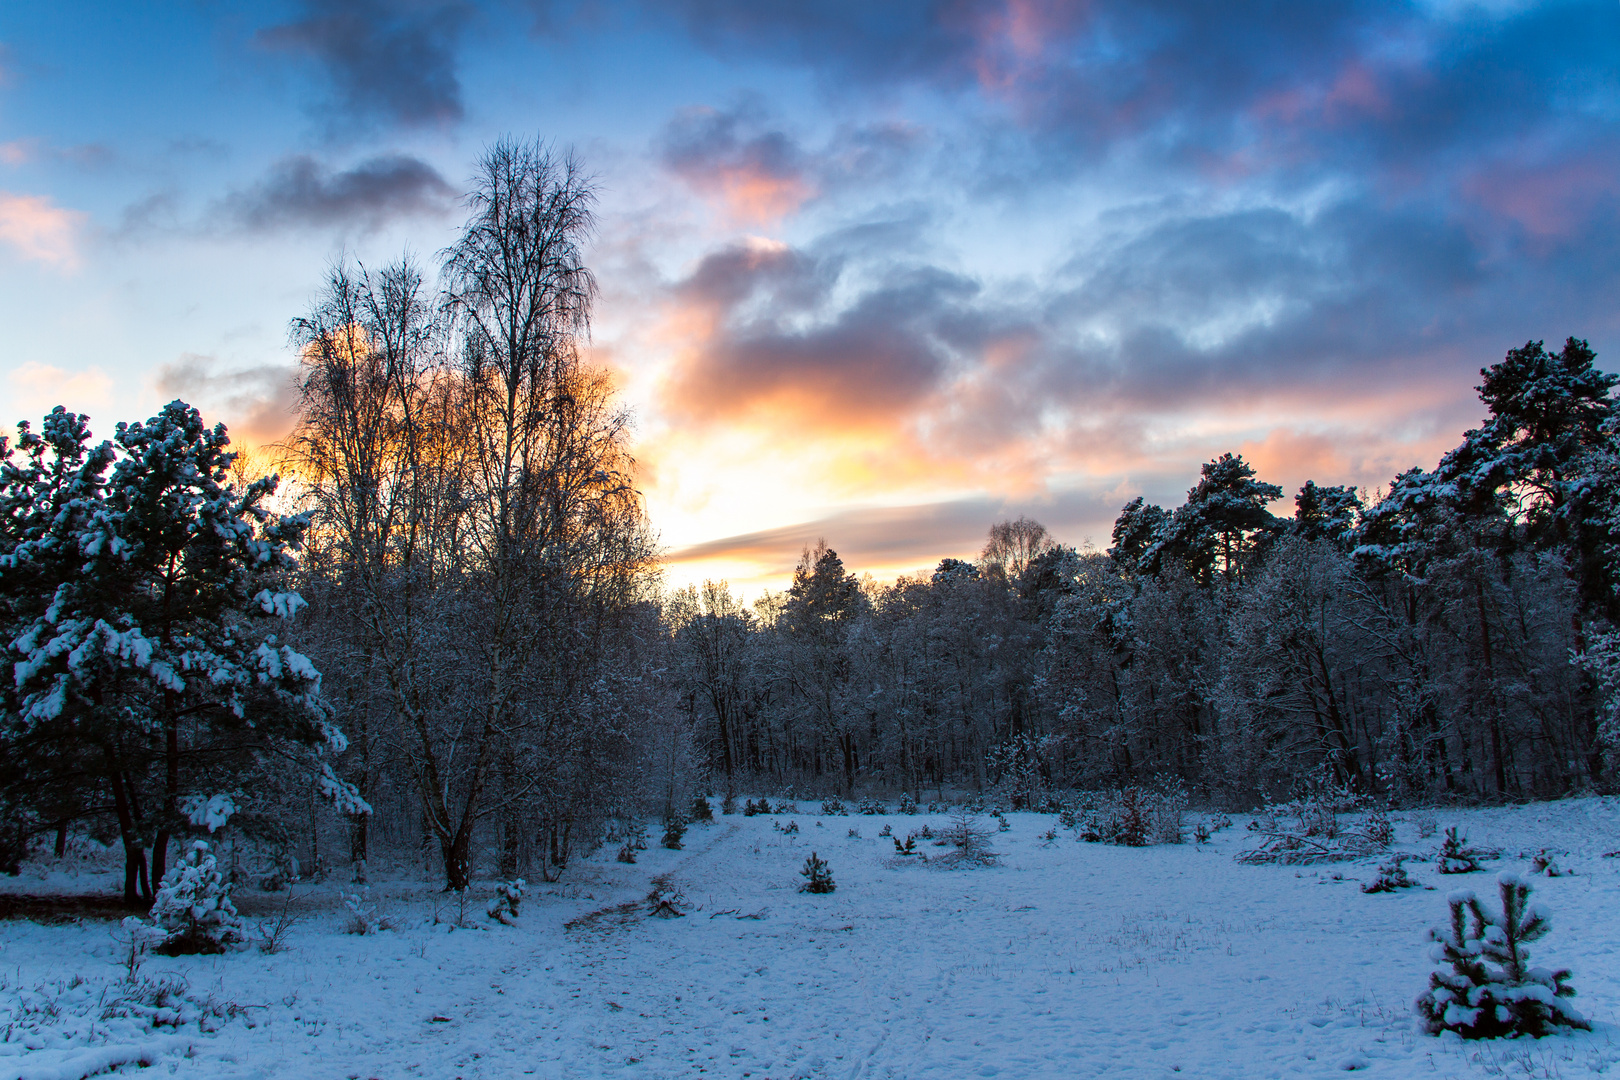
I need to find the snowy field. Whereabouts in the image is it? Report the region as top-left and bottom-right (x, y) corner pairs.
(5, 798), (1620, 1080)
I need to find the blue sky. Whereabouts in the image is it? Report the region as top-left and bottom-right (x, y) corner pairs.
(3, 0), (1617, 593)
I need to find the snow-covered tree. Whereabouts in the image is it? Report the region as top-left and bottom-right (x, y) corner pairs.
(149, 840), (244, 954)
(1, 403), (356, 907)
(1416, 873), (1588, 1038)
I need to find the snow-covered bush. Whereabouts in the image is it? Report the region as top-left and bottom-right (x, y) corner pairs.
(1362, 855), (1417, 893)
(1077, 786), (1184, 846)
(487, 879), (524, 925)
(898, 791), (917, 814)
(1416, 873), (1589, 1038)
(939, 812), (1000, 867)
(341, 889), (396, 935)
(799, 852), (835, 893)
(617, 842), (636, 863)
(662, 811), (687, 850)
(1438, 827), (1485, 874)
(858, 797), (884, 815)
(150, 841), (244, 955)
(820, 797), (848, 816)
(1530, 850), (1568, 877)
(690, 795), (714, 822)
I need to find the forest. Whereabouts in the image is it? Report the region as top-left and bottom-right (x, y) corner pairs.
(4, 141), (1619, 907)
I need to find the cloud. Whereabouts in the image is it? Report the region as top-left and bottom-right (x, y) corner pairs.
(217, 154), (455, 232)
(6, 362), (112, 422)
(257, 0), (471, 129)
(155, 354), (300, 446)
(665, 490), (1123, 581)
(660, 235), (980, 432)
(657, 102), (927, 223)
(660, 105), (815, 223)
(0, 191), (85, 269)
(0, 139), (115, 169)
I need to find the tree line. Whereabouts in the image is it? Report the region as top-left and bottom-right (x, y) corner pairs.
(2, 138), (1616, 903)
(671, 337), (1620, 809)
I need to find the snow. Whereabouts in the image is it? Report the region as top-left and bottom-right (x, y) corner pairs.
(5, 798), (1620, 1079)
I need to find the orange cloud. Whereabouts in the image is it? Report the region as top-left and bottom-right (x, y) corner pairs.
(6, 361), (112, 422)
(0, 191), (85, 269)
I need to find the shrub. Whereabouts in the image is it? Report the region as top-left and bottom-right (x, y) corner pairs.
(858, 797), (885, 815)
(821, 797), (848, 816)
(940, 812), (1000, 867)
(617, 843), (636, 864)
(342, 890), (389, 935)
(1416, 874), (1589, 1038)
(878, 823), (893, 837)
(899, 792), (917, 814)
(662, 812), (687, 850)
(487, 879), (524, 925)
(800, 852), (835, 893)
(150, 841), (244, 955)
(721, 794), (737, 815)
(1362, 855), (1417, 893)
(1438, 827), (1484, 874)
(690, 795), (714, 822)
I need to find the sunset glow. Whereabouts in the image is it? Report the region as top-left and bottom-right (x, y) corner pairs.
(1, 1), (1616, 598)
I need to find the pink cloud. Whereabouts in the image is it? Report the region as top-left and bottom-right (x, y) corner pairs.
(0, 191), (85, 269)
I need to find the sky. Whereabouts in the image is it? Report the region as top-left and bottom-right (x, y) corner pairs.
(1, 0), (1617, 596)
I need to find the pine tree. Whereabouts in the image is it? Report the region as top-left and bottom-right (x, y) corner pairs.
(1438, 827), (1484, 874)
(690, 794), (714, 822)
(1416, 874), (1588, 1038)
(148, 840), (244, 954)
(800, 851), (835, 893)
(662, 811), (687, 850)
(0, 404), (361, 908)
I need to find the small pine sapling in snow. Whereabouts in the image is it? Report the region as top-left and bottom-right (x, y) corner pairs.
(1438, 827), (1484, 874)
(1362, 808), (1395, 848)
(721, 794), (737, 816)
(150, 841), (245, 954)
(690, 795), (714, 823)
(893, 834), (918, 856)
(942, 812), (1000, 866)
(847, 827), (861, 839)
(1530, 850), (1568, 877)
(617, 842), (637, 863)
(899, 791), (917, 814)
(662, 812), (687, 850)
(994, 811), (1010, 832)
(487, 879), (525, 925)
(878, 823), (893, 838)
(800, 852), (835, 893)
(1193, 822), (1212, 844)
(858, 797), (884, 815)
(1040, 827), (1058, 846)
(628, 818), (649, 850)
(342, 889), (394, 935)
(821, 797), (848, 816)
(1416, 874), (1589, 1038)
(1058, 808), (1079, 831)
(1363, 855), (1418, 893)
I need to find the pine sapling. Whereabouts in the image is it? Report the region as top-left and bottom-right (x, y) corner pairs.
(487, 879), (525, 925)
(1438, 827), (1483, 874)
(690, 795), (714, 823)
(662, 812), (687, 850)
(800, 852), (836, 893)
(150, 841), (245, 954)
(1362, 854), (1417, 893)
(1416, 873), (1589, 1038)
(617, 842), (636, 863)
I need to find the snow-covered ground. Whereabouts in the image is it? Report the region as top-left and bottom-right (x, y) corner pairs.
(5, 799), (1620, 1079)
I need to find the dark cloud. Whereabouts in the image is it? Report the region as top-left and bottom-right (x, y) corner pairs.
(257, 0), (471, 128)
(637, 0), (1620, 206)
(667, 236), (979, 424)
(155, 354), (300, 444)
(656, 101), (926, 219)
(217, 154), (455, 231)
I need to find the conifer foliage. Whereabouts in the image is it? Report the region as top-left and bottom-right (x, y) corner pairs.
(148, 841), (244, 955)
(800, 852), (835, 893)
(1416, 874), (1588, 1039)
